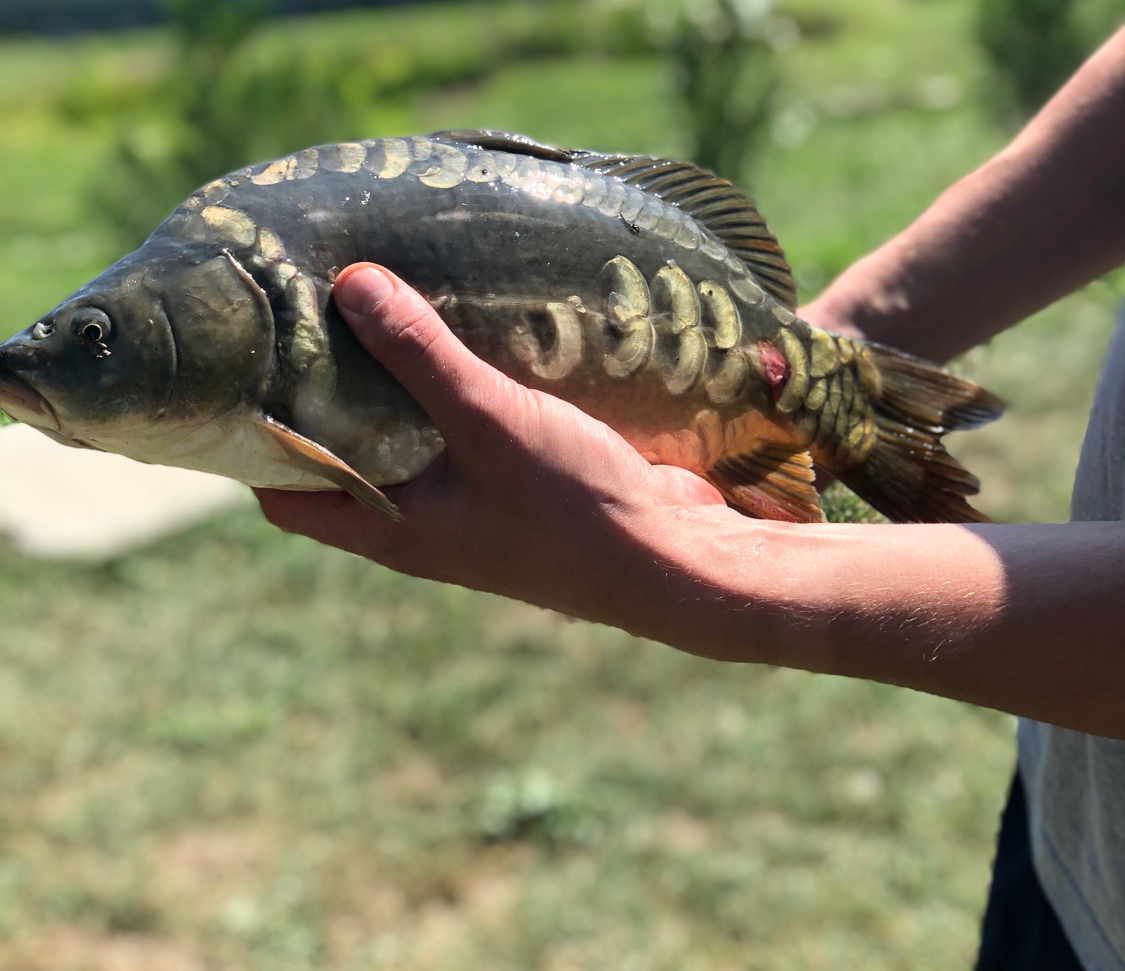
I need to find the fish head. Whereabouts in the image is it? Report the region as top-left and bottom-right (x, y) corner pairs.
(0, 252), (177, 443)
(0, 241), (274, 450)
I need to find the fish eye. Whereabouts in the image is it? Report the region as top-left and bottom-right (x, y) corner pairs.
(31, 321), (53, 340)
(73, 308), (112, 345)
(73, 308), (113, 358)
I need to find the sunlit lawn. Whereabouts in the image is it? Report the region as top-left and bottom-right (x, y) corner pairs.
(0, 510), (1014, 971)
(1, 0), (1119, 967)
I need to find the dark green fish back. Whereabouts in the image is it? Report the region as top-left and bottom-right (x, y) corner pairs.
(435, 129), (798, 310)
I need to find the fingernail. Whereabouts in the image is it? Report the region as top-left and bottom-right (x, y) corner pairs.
(334, 263), (394, 316)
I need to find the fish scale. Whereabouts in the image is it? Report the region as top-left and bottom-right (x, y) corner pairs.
(0, 131), (1003, 524)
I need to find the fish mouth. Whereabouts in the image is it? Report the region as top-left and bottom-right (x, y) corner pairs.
(0, 362), (59, 432)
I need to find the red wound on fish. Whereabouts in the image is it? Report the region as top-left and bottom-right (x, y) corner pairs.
(758, 340), (789, 398)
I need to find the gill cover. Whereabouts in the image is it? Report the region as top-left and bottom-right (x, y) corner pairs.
(157, 250), (275, 419)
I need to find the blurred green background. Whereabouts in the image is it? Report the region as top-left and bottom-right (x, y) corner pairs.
(1, 1), (1124, 968)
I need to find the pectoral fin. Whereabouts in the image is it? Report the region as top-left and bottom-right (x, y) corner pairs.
(256, 415), (402, 522)
(705, 444), (825, 523)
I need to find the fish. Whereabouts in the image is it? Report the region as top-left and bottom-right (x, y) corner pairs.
(0, 130), (1003, 524)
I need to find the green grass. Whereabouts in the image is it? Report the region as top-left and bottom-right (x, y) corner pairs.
(0, 0), (1118, 966)
(0, 510), (1013, 970)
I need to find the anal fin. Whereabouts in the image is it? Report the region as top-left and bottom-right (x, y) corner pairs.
(706, 443), (825, 523)
(257, 415), (402, 522)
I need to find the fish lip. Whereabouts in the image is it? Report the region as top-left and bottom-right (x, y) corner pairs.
(0, 366), (61, 432)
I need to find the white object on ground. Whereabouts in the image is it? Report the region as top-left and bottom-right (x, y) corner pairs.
(0, 423), (252, 559)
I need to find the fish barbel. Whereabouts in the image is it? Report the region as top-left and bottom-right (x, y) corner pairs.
(0, 130), (1002, 523)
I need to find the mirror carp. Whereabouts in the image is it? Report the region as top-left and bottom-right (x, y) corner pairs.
(0, 130), (1002, 523)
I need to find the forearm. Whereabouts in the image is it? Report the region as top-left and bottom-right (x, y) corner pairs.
(625, 510), (1125, 737)
(807, 27), (1125, 361)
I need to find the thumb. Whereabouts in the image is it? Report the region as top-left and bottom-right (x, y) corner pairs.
(332, 263), (514, 430)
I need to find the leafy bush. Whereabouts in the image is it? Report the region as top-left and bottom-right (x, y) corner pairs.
(63, 0), (804, 240)
(72, 0), (594, 245)
(73, 0), (367, 243)
(646, 0), (794, 182)
(977, 0), (1125, 118)
(103, 0), (277, 242)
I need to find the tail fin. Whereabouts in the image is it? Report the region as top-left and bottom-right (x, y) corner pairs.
(836, 343), (1004, 524)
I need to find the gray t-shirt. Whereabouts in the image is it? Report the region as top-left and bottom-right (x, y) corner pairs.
(1019, 305), (1125, 971)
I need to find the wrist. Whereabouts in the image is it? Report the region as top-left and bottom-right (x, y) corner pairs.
(618, 515), (1007, 687)
(751, 522), (1007, 687)
(604, 504), (814, 667)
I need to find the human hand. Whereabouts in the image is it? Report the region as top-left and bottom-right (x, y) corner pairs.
(255, 264), (735, 627)
(252, 274), (1125, 737)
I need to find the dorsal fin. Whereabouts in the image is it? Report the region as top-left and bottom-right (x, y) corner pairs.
(570, 153), (797, 311)
(431, 130), (577, 163)
(431, 130), (798, 312)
